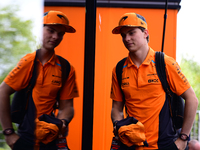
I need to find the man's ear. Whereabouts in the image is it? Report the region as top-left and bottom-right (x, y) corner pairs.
(144, 29), (149, 38)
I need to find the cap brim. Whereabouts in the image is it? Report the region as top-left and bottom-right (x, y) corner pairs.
(112, 25), (146, 34)
(112, 26), (123, 34)
(44, 23), (76, 33)
(65, 25), (76, 33)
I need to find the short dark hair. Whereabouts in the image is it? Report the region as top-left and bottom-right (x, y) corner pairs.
(138, 27), (149, 43)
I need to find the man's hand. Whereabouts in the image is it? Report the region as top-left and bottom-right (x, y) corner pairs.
(174, 138), (187, 150)
(59, 119), (69, 137)
(113, 125), (119, 139)
(57, 99), (73, 137)
(5, 133), (20, 149)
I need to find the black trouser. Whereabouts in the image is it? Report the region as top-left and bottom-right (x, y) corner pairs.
(13, 136), (57, 150)
(159, 142), (189, 150)
(13, 137), (34, 150)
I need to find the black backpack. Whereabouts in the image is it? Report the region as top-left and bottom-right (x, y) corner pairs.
(11, 50), (71, 124)
(155, 51), (184, 130)
(115, 52), (184, 130)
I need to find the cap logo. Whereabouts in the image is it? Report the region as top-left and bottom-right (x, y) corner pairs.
(57, 14), (69, 24)
(119, 16), (128, 24)
(57, 14), (65, 19)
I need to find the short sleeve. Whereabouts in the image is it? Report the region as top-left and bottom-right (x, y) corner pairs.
(4, 52), (35, 91)
(59, 65), (79, 100)
(165, 55), (190, 96)
(110, 67), (123, 102)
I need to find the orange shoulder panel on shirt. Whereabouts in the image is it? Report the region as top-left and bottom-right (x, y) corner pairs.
(4, 51), (36, 91)
(164, 54), (190, 95)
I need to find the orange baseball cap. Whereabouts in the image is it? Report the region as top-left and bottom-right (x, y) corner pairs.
(43, 10), (76, 33)
(112, 12), (147, 34)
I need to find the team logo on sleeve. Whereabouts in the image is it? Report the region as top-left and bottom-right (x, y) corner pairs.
(172, 62), (188, 84)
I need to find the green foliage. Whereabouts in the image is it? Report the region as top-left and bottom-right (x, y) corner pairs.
(0, 5), (36, 148)
(180, 57), (200, 110)
(0, 5), (36, 82)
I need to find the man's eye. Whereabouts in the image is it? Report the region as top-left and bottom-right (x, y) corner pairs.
(129, 31), (134, 35)
(48, 29), (54, 33)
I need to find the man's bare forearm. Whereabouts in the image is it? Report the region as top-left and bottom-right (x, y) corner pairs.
(0, 82), (14, 130)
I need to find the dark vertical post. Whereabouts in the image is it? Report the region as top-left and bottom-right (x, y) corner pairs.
(82, 0), (96, 150)
(161, 0), (168, 52)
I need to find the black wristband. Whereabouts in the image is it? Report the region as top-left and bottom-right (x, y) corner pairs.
(3, 128), (15, 136)
(179, 133), (189, 141)
(61, 119), (69, 127)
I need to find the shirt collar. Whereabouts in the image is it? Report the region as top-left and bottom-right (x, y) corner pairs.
(36, 51), (56, 66)
(49, 52), (56, 65)
(127, 47), (155, 67)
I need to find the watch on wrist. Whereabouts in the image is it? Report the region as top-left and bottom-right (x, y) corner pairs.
(3, 128), (15, 136)
(61, 119), (69, 127)
(179, 133), (189, 141)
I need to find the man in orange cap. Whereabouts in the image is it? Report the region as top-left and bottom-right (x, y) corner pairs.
(110, 12), (199, 150)
(0, 10), (79, 149)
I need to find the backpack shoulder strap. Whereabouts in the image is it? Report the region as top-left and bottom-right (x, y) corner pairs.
(55, 55), (71, 108)
(56, 55), (71, 88)
(155, 51), (170, 94)
(116, 57), (127, 103)
(28, 50), (39, 89)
